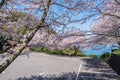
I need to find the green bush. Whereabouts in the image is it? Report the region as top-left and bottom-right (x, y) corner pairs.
(31, 47), (85, 57)
(32, 47), (41, 52)
(76, 51), (85, 56)
(99, 52), (111, 59)
(62, 48), (84, 56)
(62, 49), (75, 56)
(112, 49), (120, 55)
(42, 48), (48, 52)
(88, 54), (98, 58)
(51, 49), (61, 55)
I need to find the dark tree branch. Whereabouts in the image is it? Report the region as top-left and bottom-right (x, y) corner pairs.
(0, 0), (5, 8)
(114, 0), (120, 5)
(96, 7), (120, 19)
(52, 2), (74, 10)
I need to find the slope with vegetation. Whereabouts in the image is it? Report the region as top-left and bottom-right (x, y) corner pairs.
(31, 47), (85, 57)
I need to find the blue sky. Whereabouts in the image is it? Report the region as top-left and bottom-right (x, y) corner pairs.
(82, 46), (112, 56)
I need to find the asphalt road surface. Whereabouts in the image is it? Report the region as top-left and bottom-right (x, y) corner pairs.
(0, 52), (119, 80)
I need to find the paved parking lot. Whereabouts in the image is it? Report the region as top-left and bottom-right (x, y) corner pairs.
(0, 52), (119, 80)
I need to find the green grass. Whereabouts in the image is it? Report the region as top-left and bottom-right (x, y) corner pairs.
(112, 50), (120, 55)
(62, 48), (85, 56)
(31, 47), (85, 57)
(87, 54), (98, 58)
(62, 48), (75, 56)
(31, 47), (113, 58)
(99, 52), (111, 59)
(33, 47), (41, 52)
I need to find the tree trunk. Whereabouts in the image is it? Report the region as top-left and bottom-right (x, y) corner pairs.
(118, 42), (120, 49)
(0, 25), (40, 73)
(74, 47), (77, 55)
(0, 0), (51, 73)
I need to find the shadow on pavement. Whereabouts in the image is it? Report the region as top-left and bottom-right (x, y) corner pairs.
(17, 72), (119, 80)
(80, 58), (116, 73)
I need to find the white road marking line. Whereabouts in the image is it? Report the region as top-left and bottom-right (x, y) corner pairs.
(2, 71), (5, 74)
(76, 63), (82, 80)
(39, 72), (44, 75)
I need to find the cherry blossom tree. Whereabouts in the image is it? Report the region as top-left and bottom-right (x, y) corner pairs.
(29, 28), (87, 50)
(0, 0), (52, 73)
(91, 0), (120, 49)
(0, 9), (39, 52)
(0, 0), (119, 73)
(0, 0), (90, 73)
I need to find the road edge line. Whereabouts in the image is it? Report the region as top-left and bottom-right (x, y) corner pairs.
(76, 63), (82, 80)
